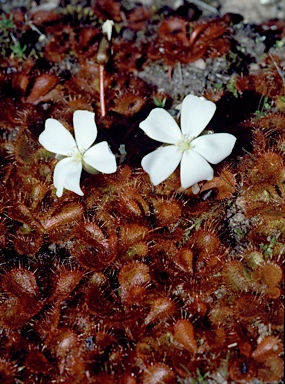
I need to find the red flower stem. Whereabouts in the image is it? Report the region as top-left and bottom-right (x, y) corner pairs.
(100, 64), (106, 117)
(168, 66), (173, 82)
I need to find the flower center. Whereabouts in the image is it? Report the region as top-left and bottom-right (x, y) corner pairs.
(70, 147), (84, 162)
(176, 134), (194, 152)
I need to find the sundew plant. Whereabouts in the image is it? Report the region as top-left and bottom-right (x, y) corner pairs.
(0, 2), (284, 384)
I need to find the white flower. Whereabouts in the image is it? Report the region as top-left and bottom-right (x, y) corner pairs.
(140, 95), (236, 188)
(102, 19), (114, 41)
(39, 110), (117, 197)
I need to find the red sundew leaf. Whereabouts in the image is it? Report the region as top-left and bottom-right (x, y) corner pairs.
(173, 319), (198, 354)
(142, 362), (176, 384)
(26, 74), (58, 104)
(252, 336), (284, 363)
(118, 261), (150, 305)
(41, 203), (84, 231)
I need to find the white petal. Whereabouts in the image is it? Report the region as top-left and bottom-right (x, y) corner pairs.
(53, 158), (83, 197)
(192, 133), (236, 164)
(140, 108), (181, 144)
(39, 118), (76, 155)
(73, 110), (97, 151)
(141, 145), (182, 185)
(83, 141), (117, 174)
(181, 95), (216, 137)
(180, 150), (214, 188)
(102, 19), (114, 41)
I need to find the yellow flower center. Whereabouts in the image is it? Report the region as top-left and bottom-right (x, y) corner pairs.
(176, 134), (194, 152)
(70, 147), (84, 162)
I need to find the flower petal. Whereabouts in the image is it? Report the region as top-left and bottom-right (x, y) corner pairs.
(140, 108), (181, 144)
(192, 133), (236, 164)
(181, 95), (216, 137)
(141, 145), (182, 185)
(39, 118), (76, 155)
(83, 141), (117, 174)
(73, 110), (97, 151)
(53, 158), (83, 197)
(102, 19), (114, 41)
(180, 150), (214, 188)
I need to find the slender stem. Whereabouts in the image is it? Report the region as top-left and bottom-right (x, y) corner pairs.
(168, 66), (173, 82)
(99, 64), (106, 117)
(177, 62), (183, 84)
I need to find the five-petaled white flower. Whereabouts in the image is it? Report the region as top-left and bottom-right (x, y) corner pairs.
(39, 110), (117, 197)
(140, 94), (236, 188)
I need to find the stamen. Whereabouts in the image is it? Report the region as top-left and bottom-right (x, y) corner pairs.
(176, 134), (194, 152)
(71, 147), (84, 162)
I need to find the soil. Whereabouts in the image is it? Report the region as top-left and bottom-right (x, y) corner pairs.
(0, 1), (284, 383)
